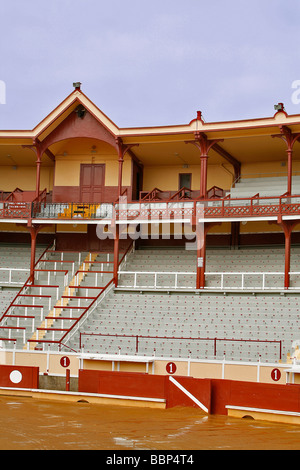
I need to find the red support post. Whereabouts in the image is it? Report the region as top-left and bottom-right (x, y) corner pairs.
(29, 227), (38, 285)
(22, 139), (43, 200)
(66, 368), (70, 391)
(27, 224), (43, 285)
(35, 144), (42, 199)
(116, 137), (139, 199)
(272, 126), (300, 196)
(196, 222), (221, 289)
(117, 143), (124, 199)
(113, 224), (120, 287)
(200, 155), (208, 199)
(277, 216), (300, 289)
(185, 132), (223, 199)
(196, 228), (206, 289)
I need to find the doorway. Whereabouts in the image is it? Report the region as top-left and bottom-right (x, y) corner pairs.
(179, 173), (192, 190)
(80, 164), (105, 203)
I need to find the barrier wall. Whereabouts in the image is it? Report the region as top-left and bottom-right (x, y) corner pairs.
(210, 379), (300, 415)
(79, 370), (169, 399)
(0, 365), (39, 389)
(78, 370), (211, 411)
(78, 369), (300, 415)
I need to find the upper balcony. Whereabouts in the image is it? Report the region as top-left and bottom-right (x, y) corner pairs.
(2, 179), (300, 224)
(1, 87), (300, 226)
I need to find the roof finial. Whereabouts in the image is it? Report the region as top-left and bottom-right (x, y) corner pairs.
(73, 82), (82, 90)
(274, 102), (285, 112)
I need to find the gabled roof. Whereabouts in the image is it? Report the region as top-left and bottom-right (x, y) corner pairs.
(2, 85), (300, 144)
(34, 87), (121, 142)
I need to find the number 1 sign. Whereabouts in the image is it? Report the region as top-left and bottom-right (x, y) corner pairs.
(166, 362), (177, 374)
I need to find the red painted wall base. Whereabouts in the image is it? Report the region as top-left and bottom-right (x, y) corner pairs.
(78, 370), (300, 415)
(0, 365), (39, 389)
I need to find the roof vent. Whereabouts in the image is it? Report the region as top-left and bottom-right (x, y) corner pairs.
(73, 82), (82, 90)
(274, 102), (285, 112)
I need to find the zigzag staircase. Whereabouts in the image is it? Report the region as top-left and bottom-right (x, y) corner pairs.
(27, 252), (99, 350)
(0, 245), (115, 351)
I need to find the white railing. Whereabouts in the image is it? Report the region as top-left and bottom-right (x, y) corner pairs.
(206, 272), (284, 290)
(118, 270), (195, 290)
(56, 280), (115, 352)
(118, 270), (300, 290)
(0, 267), (29, 285)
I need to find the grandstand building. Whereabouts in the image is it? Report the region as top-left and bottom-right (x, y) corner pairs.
(1, 83), (300, 419)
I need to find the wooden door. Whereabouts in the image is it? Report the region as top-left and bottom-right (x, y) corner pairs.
(80, 164), (105, 202)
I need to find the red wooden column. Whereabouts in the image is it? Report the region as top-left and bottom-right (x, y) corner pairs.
(116, 138), (125, 199)
(185, 132), (223, 199)
(272, 126), (300, 195)
(28, 225), (42, 284)
(113, 223), (120, 287)
(35, 142), (42, 199)
(22, 139), (43, 199)
(195, 222), (221, 289)
(276, 217), (300, 289)
(196, 225), (206, 289)
(115, 138), (139, 199)
(114, 139), (138, 288)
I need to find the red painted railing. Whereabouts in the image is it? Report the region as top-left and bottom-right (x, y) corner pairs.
(116, 193), (300, 220)
(26, 243), (134, 351)
(79, 332), (282, 361)
(27, 278), (115, 350)
(0, 242), (53, 324)
(1, 192), (300, 220)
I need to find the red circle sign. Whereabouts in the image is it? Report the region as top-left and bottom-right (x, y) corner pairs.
(166, 362), (177, 374)
(60, 356), (70, 368)
(271, 368), (281, 381)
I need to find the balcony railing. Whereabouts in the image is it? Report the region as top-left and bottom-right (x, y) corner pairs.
(115, 194), (300, 220)
(1, 193), (300, 221)
(32, 202), (113, 219)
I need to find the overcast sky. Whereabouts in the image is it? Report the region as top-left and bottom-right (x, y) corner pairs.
(0, 0), (300, 129)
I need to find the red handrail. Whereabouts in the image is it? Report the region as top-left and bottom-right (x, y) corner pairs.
(0, 241), (53, 323)
(26, 243), (133, 350)
(27, 278), (115, 349)
(79, 332), (282, 360)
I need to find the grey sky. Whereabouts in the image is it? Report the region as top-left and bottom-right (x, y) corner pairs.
(0, 0), (299, 129)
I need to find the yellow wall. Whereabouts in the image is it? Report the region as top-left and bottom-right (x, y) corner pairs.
(54, 154), (131, 187)
(0, 223), (55, 233)
(0, 166), (53, 192)
(241, 160), (300, 178)
(53, 136), (132, 190)
(143, 164), (232, 192)
(0, 351), (289, 386)
(56, 224), (87, 233)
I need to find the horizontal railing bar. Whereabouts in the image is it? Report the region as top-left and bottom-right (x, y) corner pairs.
(18, 294), (52, 298)
(75, 270), (114, 274)
(24, 284), (60, 288)
(61, 295), (97, 299)
(41, 260), (75, 263)
(10, 304), (44, 308)
(0, 326), (26, 330)
(34, 269), (68, 273)
(37, 327), (69, 332)
(70, 285), (106, 289)
(45, 316), (78, 321)
(53, 305), (86, 309)
(0, 268), (29, 271)
(5, 315), (35, 319)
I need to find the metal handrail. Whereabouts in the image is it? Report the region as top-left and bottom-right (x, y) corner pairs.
(118, 270), (300, 290)
(26, 242), (135, 351)
(79, 332), (282, 361)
